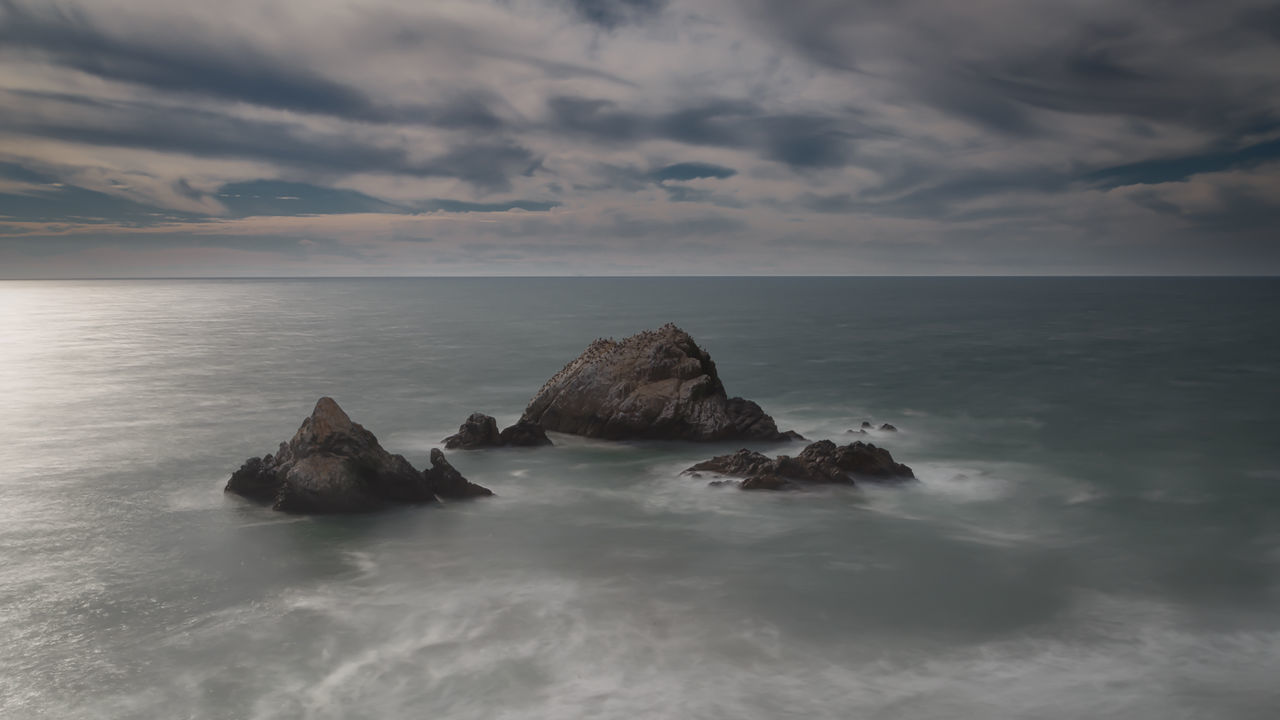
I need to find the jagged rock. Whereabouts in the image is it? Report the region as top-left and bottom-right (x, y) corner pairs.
(425, 448), (493, 498)
(879, 423), (898, 432)
(444, 413), (502, 449)
(497, 419), (553, 447)
(444, 413), (553, 449)
(225, 397), (490, 513)
(686, 439), (915, 491)
(521, 323), (800, 442)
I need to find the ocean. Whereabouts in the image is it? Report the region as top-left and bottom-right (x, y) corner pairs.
(1, 276), (1278, 719)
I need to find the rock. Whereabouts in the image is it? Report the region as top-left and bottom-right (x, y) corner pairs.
(443, 413), (502, 449)
(861, 421), (873, 429)
(425, 448), (493, 499)
(497, 419), (553, 447)
(444, 413), (553, 449)
(225, 397), (490, 512)
(683, 439), (915, 491)
(846, 428), (867, 434)
(521, 323), (800, 442)
(879, 423), (898, 432)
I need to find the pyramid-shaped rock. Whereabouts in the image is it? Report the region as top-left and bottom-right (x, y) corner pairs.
(521, 324), (800, 442)
(226, 397), (490, 513)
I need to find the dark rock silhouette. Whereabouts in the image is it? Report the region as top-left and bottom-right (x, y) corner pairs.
(879, 423), (898, 432)
(685, 439), (915, 491)
(226, 397), (490, 512)
(444, 413), (552, 449)
(425, 448), (493, 499)
(497, 419), (553, 446)
(521, 323), (801, 442)
(443, 413), (502, 449)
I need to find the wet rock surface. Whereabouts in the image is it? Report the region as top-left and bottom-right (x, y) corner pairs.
(684, 439), (915, 491)
(226, 397), (490, 512)
(444, 413), (552, 449)
(521, 323), (800, 442)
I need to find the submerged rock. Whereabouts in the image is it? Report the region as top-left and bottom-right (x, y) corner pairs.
(225, 397), (490, 513)
(521, 323), (801, 442)
(443, 413), (552, 449)
(684, 439), (915, 491)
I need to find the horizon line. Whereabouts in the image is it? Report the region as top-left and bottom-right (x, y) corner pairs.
(2, 273), (1279, 281)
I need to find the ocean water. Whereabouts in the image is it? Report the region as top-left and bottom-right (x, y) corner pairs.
(1, 276), (1278, 719)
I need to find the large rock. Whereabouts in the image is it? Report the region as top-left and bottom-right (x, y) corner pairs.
(443, 413), (552, 449)
(685, 439), (915, 491)
(521, 323), (801, 442)
(225, 397), (490, 512)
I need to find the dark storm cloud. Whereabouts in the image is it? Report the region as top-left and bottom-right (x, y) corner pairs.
(0, 92), (538, 191)
(0, 162), (199, 224)
(0, 0), (508, 129)
(0, 167), (554, 224)
(547, 96), (859, 168)
(1087, 138), (1280, 188)
(742, 0), (1280, 138)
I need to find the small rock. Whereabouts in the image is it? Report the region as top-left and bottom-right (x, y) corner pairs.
(443, 413), (502, 449)
(682, 439), (915, 492)
(426, 448), (493, 499)
(879, 423), (898, 432)
(497, 419), (553, 447)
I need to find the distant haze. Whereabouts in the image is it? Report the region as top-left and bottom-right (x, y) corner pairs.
(1, 0), (1278, 277)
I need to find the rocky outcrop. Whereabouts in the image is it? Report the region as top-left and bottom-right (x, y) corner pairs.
(684, 439), (915, 491)
(226, 397), (491, 513)
(521, 323), (802, 442)
(443, 413), (552, 449)
(497, 419), (553, 447)
(443, 413), (501, 449)
(425, 448), (493, 498)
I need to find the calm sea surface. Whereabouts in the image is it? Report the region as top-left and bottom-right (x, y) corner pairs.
(2, 277), (1278, 719)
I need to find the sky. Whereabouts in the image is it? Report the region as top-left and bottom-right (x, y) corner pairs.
(1, 0), (1278, 277)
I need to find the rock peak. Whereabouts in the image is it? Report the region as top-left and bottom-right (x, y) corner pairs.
(303, 396), (354, 441)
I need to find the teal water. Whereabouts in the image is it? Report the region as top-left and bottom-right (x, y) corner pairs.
(1, 277), (1278, 718)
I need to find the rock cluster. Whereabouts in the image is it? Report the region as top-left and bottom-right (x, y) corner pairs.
(521, 323), (802, 442)
(225, 397), (491, 513)
(684, 439), (915, 491)
(443, 413), (552, 449)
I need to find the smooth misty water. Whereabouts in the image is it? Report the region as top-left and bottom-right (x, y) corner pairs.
(2, 277), (1279, 719)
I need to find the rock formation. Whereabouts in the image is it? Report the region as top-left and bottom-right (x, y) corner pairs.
(521, 323), (802, 442)
(497, 419), (553, 447)
(424, 448), (493, 498)
(443, 413), (501, 449)
(443, 413), (552, 449)
(684, 439), (915, 491)
(226, 397), (490, 513)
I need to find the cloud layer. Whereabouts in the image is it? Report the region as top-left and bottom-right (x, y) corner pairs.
(1, 0), (1278, 276)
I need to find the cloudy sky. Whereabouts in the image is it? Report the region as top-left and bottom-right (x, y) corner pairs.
(1, 0), (1278, 277)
